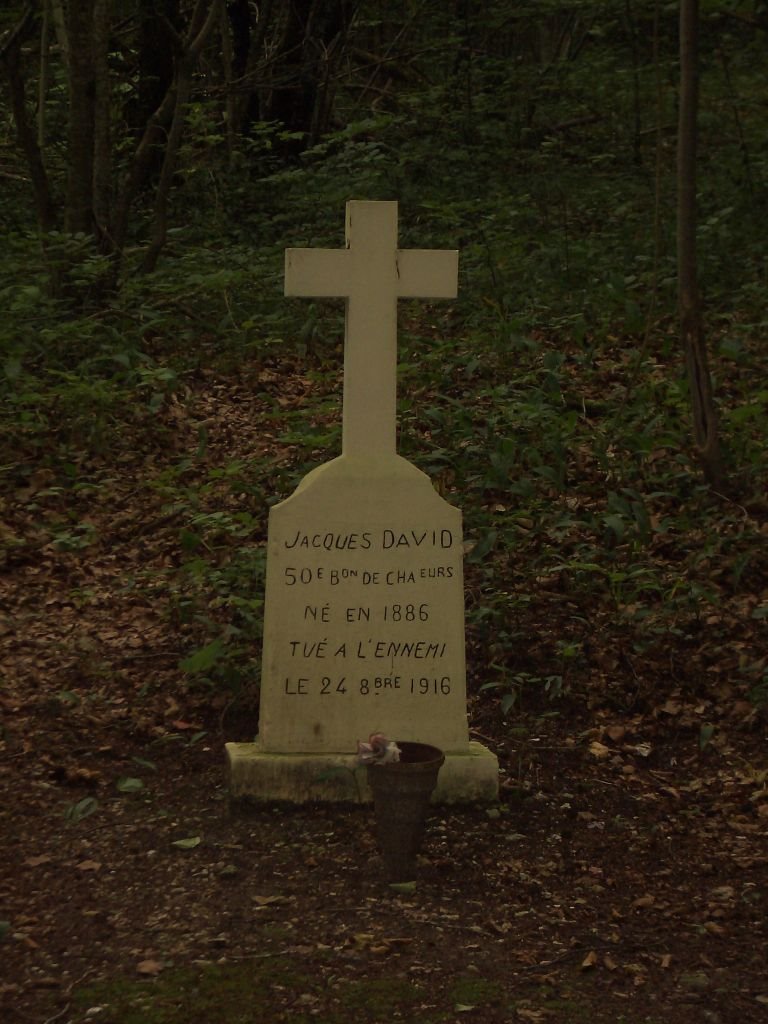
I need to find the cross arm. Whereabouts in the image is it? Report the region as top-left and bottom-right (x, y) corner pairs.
(285, 248), (352, 298)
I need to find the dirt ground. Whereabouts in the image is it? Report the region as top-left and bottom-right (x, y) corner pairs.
(2, 371), (767, 1024)
(2, 706), (767, 1024)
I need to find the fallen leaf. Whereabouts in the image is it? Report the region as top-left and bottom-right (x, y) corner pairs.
(76, 860), (102, 872)
(704, 921), (726, 936)
(679, 972), (709, 990)
(66, 767), (102, 784)
(25, 855), (52, 868)
(488, 919), (512, 935)
(455, 1004), (476, 1012)
(581, 950), (599, 970)
(659, 700), (682, 716)
(710, 886), (735, 900)
(589, 741), (611, 759)
(632, 894), (655, 909)
(629, 742), (652, 758)
(252, 894), (284, 906)
(136, 960), (163, 976)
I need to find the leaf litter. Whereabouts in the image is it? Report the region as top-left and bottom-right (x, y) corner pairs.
(0, 366), (766, 1024)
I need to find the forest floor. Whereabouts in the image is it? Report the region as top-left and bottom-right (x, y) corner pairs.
(1, 362), (767, 1024)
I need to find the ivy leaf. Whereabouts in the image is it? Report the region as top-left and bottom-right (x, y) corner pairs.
(603, 514), (625, 540)
(65, 797), (99, 823)
(180, 638), (225, 674)
(500, 692), (517, 716)
(3, 358), (21, 382)
(388, 881), (417, 894)
(116, 777), (144, 793)
(699, 724), (716, 751)
(172, 836), (202, 850)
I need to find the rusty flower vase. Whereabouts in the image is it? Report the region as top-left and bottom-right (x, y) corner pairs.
(366, 741), (445, 882)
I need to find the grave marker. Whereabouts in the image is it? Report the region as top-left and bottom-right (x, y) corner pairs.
(227, 201), (498, 803)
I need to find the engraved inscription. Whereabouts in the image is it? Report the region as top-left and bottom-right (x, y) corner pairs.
(269, 521), (459, 708)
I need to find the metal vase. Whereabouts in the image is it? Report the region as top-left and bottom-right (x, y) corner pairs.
(366, 741), (445, 882)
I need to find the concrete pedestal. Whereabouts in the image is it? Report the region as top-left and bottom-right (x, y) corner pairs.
(226, 739), (498, 806)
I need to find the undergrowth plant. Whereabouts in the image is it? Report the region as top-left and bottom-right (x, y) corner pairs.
(2, 1), (766, 715)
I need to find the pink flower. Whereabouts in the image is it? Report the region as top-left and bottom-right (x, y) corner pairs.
(356, 733), (401, 765)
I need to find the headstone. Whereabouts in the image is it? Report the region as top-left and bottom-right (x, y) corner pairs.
(227, 201), (498, 803)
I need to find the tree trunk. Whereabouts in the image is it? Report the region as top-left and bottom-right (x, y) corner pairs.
(236, 0), (276, 135)
(37, 0), (51, 150)
(264, 0), (353, 155)
(220, 0), (237, 159)
(110, 86), (177, 265)
(128, 0), (179, 138)
(1, 8), (57, 233)
(677, 0), (724, 488)
(64, 0), (96, 234)
(49, 0), (68, 63)
(140, 0), (222, 274)
(92, 0), (112, 246)
(139, 57), (195, 274)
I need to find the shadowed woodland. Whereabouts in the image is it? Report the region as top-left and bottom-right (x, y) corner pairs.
(1, 2), (767, 1022)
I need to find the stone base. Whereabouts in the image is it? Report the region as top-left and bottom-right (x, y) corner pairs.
(226, 740), (498, 806)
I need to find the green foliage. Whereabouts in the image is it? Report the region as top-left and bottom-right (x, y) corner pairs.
(749, 669), (768, 709)
(65, 797), (99, 824)
(172, 513), (266, 694)
(1, 0), (766, 717)
(116, 777), (144, 794)
(481, 673), (564, 716)
(73, 960), (427, 1024)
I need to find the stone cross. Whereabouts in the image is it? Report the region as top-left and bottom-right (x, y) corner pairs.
(285, 201), (458, 456)
(226, 200), (499, 805)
